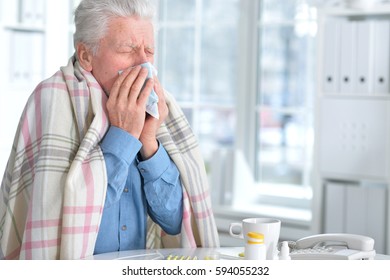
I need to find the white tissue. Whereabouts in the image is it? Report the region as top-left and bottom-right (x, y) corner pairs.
(118, 62), (159, 119)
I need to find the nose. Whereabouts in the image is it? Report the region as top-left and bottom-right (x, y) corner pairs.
(133, 46), (152, 66)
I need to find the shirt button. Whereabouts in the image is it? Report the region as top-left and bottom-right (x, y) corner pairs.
(124, 188), (129, 193)
(121, 225), (127, 231)
(140, 168), (146, 173)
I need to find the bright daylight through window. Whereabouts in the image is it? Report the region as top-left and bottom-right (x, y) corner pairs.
(156, 0), (317, 225)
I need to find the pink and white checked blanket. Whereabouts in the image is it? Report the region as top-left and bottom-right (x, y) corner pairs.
(0, 57), (219, 259)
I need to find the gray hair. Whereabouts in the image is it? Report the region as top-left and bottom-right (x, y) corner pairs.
(73, 0), (156, 55)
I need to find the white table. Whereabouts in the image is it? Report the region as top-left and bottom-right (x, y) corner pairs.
(84, 247), (243, 260)
(84, 247), (390, 260)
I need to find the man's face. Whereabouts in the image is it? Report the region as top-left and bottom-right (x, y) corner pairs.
(90, 16), (155, 93)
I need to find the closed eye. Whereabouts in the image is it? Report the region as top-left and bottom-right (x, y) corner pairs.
(117, 43), (137, 53)
(145, 46), (155, 56)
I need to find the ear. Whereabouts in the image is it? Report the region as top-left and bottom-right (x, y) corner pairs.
(76, 43), (93, 71)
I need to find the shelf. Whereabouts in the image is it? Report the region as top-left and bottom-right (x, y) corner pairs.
(314, 5), (390, 254)
(321, 172), (390, 184)
(321, 93), (390, 99)
(320, 5), (390, 17)
(4, 24), (45, 33)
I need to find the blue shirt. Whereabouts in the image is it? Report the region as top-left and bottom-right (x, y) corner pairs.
(94, 126), (183, 255)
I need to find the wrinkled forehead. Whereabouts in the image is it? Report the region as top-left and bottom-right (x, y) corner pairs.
(104, 16), (155, 46)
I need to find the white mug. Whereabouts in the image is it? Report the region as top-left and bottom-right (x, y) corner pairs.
(229, 218), (281, 260)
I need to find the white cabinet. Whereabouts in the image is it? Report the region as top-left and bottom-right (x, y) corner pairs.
(0, 0), (76, 177)
(313, 5), (390, 254)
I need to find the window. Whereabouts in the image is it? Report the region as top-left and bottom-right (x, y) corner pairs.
(253, 1), (316, 213)
(156, 0), (238, 167)
(156, 0), (318, 225)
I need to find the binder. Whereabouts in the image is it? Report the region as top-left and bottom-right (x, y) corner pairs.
(345, 184), (387, 254)
(372, 20), (390, 94)
(322, 19), (341, 93)
(340, 20), (357, 93)
(33, 0), (45, 26)
(366, 186), (387, 253)
(9, 31), (43, 87)
(20, 0), (35, 25)
(21, 0), (45, 26)
(345, 184), (366, 235)
(324, 182), (345, 233)
(355, 21), (373, 94)
(30, 32), (44, 84)
(9, 32), (30, 85)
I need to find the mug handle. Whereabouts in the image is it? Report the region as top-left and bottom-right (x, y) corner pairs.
(229, 223), (244, 239)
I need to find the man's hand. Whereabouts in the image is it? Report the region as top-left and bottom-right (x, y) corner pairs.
(139, 76), (169, 159)
(106, 66), (168, 160)
(106, 66), (154, 139)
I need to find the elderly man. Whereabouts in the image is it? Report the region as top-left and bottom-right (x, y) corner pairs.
(0, 0), (219, 260)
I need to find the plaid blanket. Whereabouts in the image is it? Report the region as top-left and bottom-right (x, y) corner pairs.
(0, 57), (219, 259)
